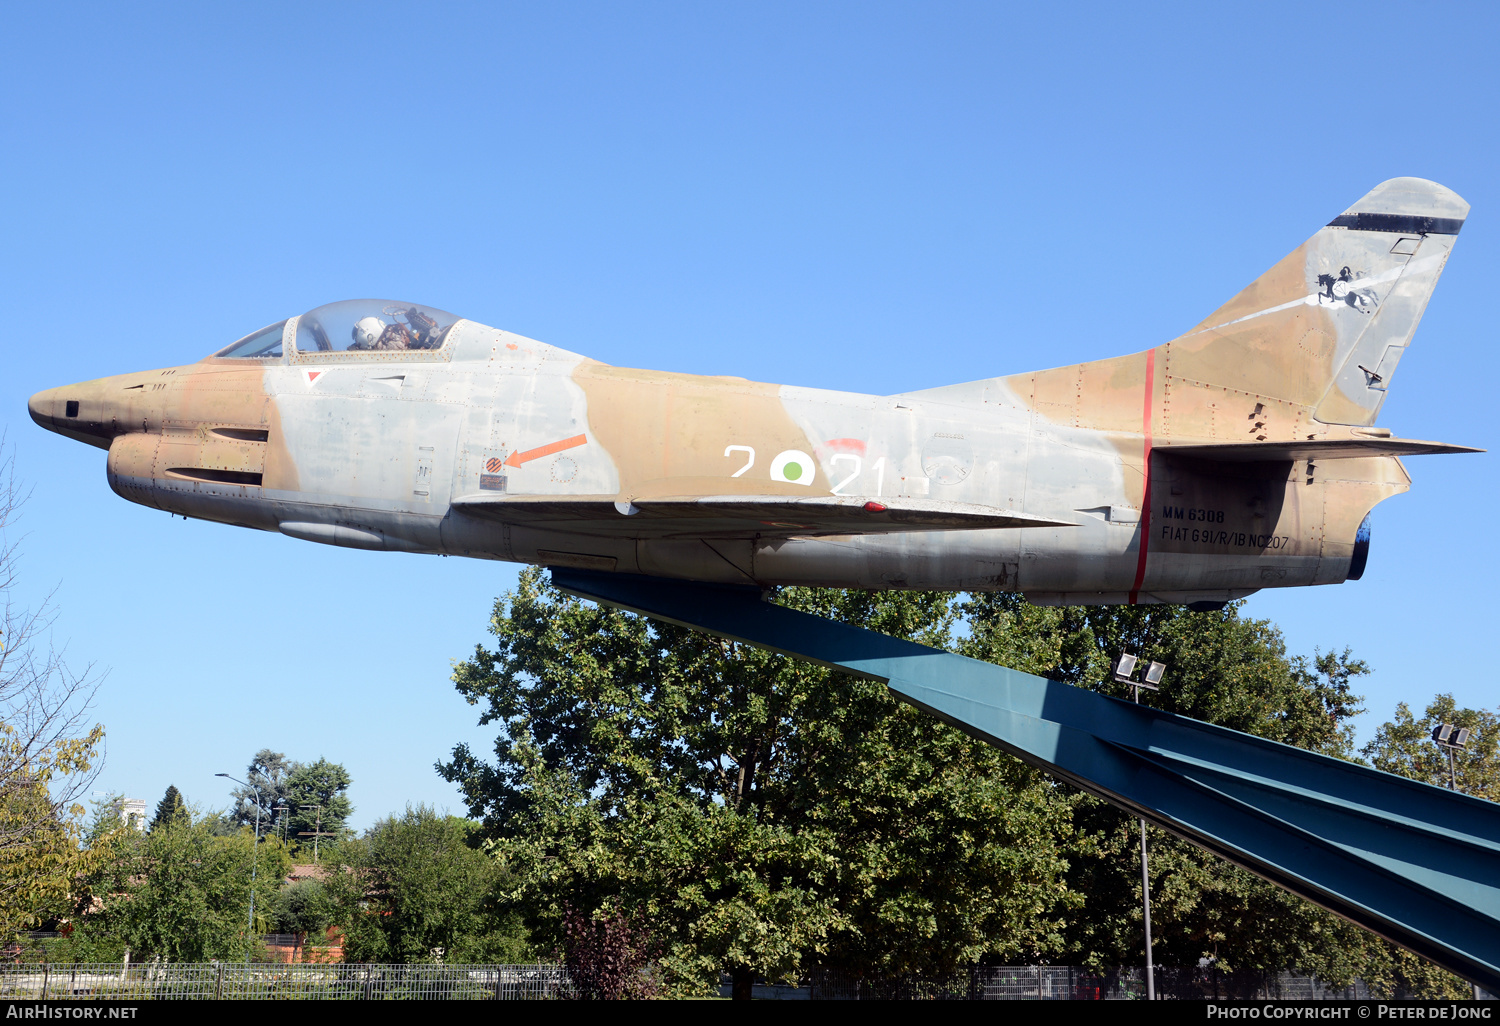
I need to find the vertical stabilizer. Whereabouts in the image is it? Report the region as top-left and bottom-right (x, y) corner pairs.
(1168, 178), (1467, 428)
(989, 179), (1467, 441)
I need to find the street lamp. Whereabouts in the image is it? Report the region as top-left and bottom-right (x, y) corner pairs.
(216, 772), (262, 958)
(1431, 724), (1470, 792)
(1113, 651), (1167, 1001)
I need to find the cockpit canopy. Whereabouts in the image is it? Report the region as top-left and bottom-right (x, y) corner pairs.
(294, 299), (460, 354)
(214, 300), (462, 359)
(215, 320), (287, 359)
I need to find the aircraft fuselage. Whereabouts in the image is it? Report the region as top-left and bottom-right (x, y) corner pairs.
(32, 179), (1478, 606)
(28, 316), (1399, 607)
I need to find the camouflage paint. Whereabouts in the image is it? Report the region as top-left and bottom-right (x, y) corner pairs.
(28, 179), (1478, 606)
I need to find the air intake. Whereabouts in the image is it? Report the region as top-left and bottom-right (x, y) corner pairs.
(165, 468), (263, 486)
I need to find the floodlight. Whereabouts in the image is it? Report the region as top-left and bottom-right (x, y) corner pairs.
(1113, 652), (1138, 683)
(1433, 724), (1454, 745)
(1144, 661), (1166, 687)
(1454, 727), (1470, 749)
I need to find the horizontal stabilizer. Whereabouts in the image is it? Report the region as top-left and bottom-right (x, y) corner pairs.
(451, 493), (1072, 538)
(1157, 437), (1483, 462)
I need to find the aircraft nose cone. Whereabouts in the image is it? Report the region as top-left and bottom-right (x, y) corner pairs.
(28, 387), (63, 431)
(27, 378), (128, 450)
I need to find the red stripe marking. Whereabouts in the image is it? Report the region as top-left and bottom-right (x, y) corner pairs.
(504, 434), (588, 468)
(1129, 350), (1155, 604)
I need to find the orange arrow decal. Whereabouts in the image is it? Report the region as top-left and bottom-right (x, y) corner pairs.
(504, 434), (588, 468)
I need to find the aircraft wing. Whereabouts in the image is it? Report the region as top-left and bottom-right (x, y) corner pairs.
(450, 493), (1073, 538)
(1156, 437), (1482, 462)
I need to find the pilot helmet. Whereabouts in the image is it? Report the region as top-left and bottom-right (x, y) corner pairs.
(352, 316), (386, 348)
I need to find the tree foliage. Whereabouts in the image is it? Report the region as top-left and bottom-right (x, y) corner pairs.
(151, 785), (187, 832)
(440, 572), (1475, 998)
(0, 448), (107, 939)
(959, 595), (1469, 997)
(284, 757), (353, 846)
(230, 750), (354, 852)
(440, 570), (1080, 995)
(266, 878), (336, 937)
(83, 793), (130, 848)
(961, 593), (1366, 753)
(230, 749), (294, 834)
(1348, 693), (1500, 998)
(81, 808), (290, 961)
(1362, 694), (1499, 801)
(326, 804), (527, 964)
(0, 760), (105, 939)
(562, 901), (659, 999)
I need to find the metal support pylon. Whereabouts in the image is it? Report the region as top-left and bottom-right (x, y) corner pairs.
(551, 568), (1500, 992)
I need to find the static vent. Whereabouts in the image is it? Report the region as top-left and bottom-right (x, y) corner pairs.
(165, 468), (264, 486)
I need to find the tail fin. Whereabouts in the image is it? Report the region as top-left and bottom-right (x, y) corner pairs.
(990, 179), (1467, 439)
(1168, 177), (1467, 427)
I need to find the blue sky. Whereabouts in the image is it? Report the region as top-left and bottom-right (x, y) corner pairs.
(4, 3), (1496, 830)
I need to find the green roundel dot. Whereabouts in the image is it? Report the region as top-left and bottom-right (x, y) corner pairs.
(783, 462), (802, 481)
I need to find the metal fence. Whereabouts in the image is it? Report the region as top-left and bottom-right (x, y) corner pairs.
(0, 963), (576, 1000)
(799, 967), (1135, 1001)
(754, 967), (1376, 1001)
(975, 967), (1372, 1001)
(0, 962), (1406, 1001)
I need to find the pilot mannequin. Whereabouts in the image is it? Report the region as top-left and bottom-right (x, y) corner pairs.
(352, 316), (386, 349)
(350, 316), (412, 351)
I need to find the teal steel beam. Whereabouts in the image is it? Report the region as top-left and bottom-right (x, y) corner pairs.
(550, 568), (1500, 992)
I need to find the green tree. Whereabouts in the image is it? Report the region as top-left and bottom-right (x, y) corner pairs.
(1362, 694), (1499, 800)
(0, 762), (105, 941)
(326, 805), (528, 963)
(266, 878), (336, 938)
(81, 808), (291, 961)
(83, 793), (128, 848)
(150, 785), (186, 832)
(0, 449), (108, 941)
(441, 570), (1079, 997)
(1350, 694), (1499, 998)
(230, 749), (294, 834)
(961, 595), (1367, 753)
(962, 596), (1467, 997)
(442, 572), (1476, 997)
(284, 758), (353, 851)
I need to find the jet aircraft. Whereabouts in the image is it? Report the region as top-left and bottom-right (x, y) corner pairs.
(29, 178), (1479, 608)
